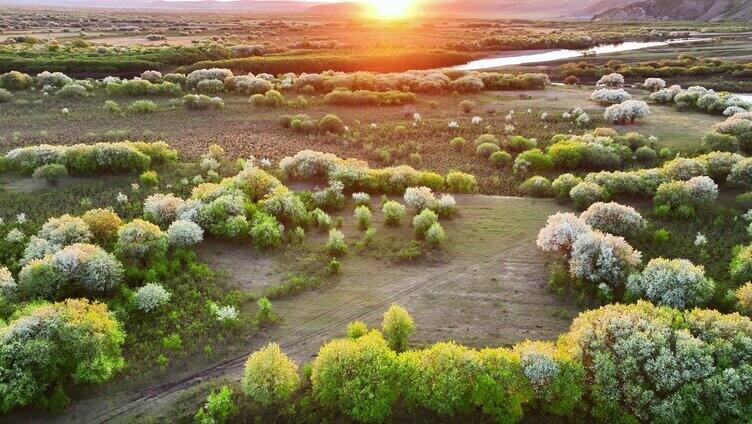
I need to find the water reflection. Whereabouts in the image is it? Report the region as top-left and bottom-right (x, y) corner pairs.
(452, 39), (700, 71)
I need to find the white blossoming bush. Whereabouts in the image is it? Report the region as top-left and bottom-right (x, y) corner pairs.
(653, 176), (718, 209)
(186, 68), (234, 88)
(167, 220), (204, 247)
(351, 192), (371, 207)
(133, 283), (171, 312)
(596, 72), (624, 87)
(642, 77), (666, 91)
(354, 206), (372, 230)
(649, 86), (681, 104)
(626, 258), (714, 309)
(551, 173), (582, 199)
(536, 212), (590, 254)
(432, 194), (456, 217)
(36, 214), (92, 246)
(326, 229), (347, 255)
(580, 202), (645, 237)
(590, 88), (632, 105)
(569, 230), (641, 289)
(211, 303), (239, 322)
(143, 193), (185, 226)
(603, 100), (650, 124)
(728, 157), (752, 189)
(561, 301), (752, 423)
(18, 243), (123, 299)
(0, 267), (16, 298)
(515, 341), (559, 388)
(403, 186), (436, 211)
(36, 71), (72, 88)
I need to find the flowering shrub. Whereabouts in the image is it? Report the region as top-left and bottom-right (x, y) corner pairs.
(590, 88), (631, 105)
(662, 157), (707, 181)
(81, 209), (122, 243)
(551, 174), (582, 199)
(642, 77), (666, 91)
(728, 157), (752, 188)
(167, 220), (204, 247)
(186, 68), (234, 88)
(536, 212), (590, 254)
(596, 72), (624, 87)
(183, 94), (225, 110)
(326, 229), (347, 255)
(143, 193), (185, 226)
(562, 302), (752, 423)
(352, 192), (371, 207)
(4, 141), (176, 174)
(445, 172), (476, 193)
(730, 244), (752, 283)
(425, 222), (446, 246)
(260, 187), (307, 226)
(412, 209), (439, 237)
(626, 258), (714, 308)
(37, 214), (92, 246)
(696, 151), (743, 180)
(311, 331), (400, 423)
(569, 182), (605, 210)
(354, 206), (372, 230)
(653, 176), (718, 209)
(115, 219), (168, 261)
(580, 202), (645, 237)
(519, 176), (551, 197)
(133, 283), (171, 312)
(17, 243), (122, 299)
(711, 112), (752, 150)
(0, 299), (125, 412)
(736, 282), (752, 316)
(403, 186), (436, 211)
(242, 343), (299, 406)
(32, 163), (68, 185)
(603, 100), (650, 124)
(382, 201), (406, 226)
(249, 213), (283, 249)
(569, 230), (641, 289)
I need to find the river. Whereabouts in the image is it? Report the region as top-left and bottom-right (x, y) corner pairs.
(452, 39), (702, 71)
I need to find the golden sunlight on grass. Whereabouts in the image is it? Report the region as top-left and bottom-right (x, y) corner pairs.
(366, 0), (413, 19)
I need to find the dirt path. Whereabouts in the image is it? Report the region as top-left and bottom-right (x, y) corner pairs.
(8, 196), (578, 423)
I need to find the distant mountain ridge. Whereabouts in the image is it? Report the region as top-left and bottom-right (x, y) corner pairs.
(3, 0), (750, 21)
(593, 0), (752, 21)
(0, 0), (321, 12)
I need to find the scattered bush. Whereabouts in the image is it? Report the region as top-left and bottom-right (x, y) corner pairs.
(242, 343), (299, 407)
(32, 163), (68, 185)
(133, 283), (171, 312)
(626, 258), (714, 308)
(382, 304), (414, 352)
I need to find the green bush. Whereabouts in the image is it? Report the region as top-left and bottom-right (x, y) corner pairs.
(318, 114), (346, 134)
(311, 331), (399, 423)
(489, 151), (512, 168)
(242, 343), (299, 407)
(445, 171), (476, 193)
(128, 99), (158, 114)
(382, 304), (414, 353)
(702, 132), (740, 153)
(412, 209), (439, 236)
(0, 299), (125, 412)
(519, 176), (551, 197)
(194, 385), (235, 424)
(382, 200), (406, 226)
(32, 163), (68, 185)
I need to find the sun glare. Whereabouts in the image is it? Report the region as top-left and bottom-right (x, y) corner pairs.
(368, 0), (412, 19)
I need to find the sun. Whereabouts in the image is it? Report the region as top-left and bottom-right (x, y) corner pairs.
(367, 0), (412, 19)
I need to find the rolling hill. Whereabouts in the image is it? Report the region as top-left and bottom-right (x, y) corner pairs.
(593, 0), (752, 21)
